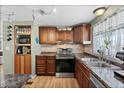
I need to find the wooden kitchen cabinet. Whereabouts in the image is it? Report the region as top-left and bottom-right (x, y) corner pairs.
(57, 31), (73, 42)
(36, 56), (46, 75)
(14, 25), (32, 74)
(46, 56), (55, 75)
(47, 28), (57, 44)
(15, 55), (31, 74)
(82, 24), (91, 41)
(36, 56), (55, 75)
(15, 55), (21, 74)
(75, 59), (90, 88)
(39, 27), (57, 44)
(39, 27), (48, 44)
(24, 55), (31, 74)
(57, 31), (63, 41)
(64, 31), (73, 41)
(73, 24), (91, 43)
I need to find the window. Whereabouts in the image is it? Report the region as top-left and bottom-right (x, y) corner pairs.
(93, 7), (124, 57)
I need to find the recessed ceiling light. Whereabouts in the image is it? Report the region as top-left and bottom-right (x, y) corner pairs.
(93, 7), (106, 16)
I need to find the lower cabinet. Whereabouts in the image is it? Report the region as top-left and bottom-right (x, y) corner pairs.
(47, 57), (55, 75)
(36, 56), (46, 75)
(75, 59), (90, 88)
(15, 55), (31, 74)
(36, 56), (55, 75)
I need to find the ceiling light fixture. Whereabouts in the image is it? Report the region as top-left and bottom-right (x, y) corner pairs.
(93, 7), (106, 16)
(36, 6), (56, 15)
(57, 27), (72, 31)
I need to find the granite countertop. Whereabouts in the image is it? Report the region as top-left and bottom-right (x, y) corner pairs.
(0, 74), (31, 88)
(36, 52), (56, 56)
(75, 53), (124, 88)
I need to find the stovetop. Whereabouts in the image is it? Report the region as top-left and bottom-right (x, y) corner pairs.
(56, 54), (75, 59)
(57, 54), (74, 57)
(56, 48), (74, 59)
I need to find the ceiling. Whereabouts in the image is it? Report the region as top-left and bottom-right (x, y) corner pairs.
(1, 5), (107, 26)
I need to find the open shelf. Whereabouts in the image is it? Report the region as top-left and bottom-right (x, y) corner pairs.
(16, 44), (31, 46)
(14, 25), (32, 74)
(14, 25), (31, 55)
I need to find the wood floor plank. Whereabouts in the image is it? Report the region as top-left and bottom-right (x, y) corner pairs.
(25, 76), (79, 88)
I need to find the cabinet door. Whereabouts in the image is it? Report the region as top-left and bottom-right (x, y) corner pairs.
(73, 24), (90, 43)
(39, 27), (48, 44)
(20, 55), (25, 74)
(36, 56), (46, 75)
(83, 24), (91, 41)
(75, 60), (78, 78)
(15, 55), (25, 74)
(57, 31), (63, 41)
(47, 27), (57, 44)
(76, 59), (90, 88)
(73, 26), (82, 43)
(78, 65), (83, 87)
(15, 55), (31, 74)
(24, 55), (31, 74)
(73, 27), (77, 43)
(65, 31), (73, 41)
(15, 55), (20, 74)
(82, 72), (89, 88)
(46, 59), (55, 75)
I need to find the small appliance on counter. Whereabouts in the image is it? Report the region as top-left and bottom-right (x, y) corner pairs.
(56, 48), (75, 78)
(116, 51), (124, 62)
(114, 50), (124, 79)
(114, 70), (124, 79)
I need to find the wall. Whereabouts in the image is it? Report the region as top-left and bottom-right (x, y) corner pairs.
(3, 21), (33, 74)
(0, 5), (2, 64)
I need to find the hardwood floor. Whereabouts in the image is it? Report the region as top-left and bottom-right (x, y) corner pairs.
(24, 76), (79, 88)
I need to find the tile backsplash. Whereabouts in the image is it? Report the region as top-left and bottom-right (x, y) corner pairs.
(40, 44), (84, 53)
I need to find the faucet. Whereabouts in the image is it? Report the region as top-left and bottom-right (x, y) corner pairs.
(97, 49), (104, 61)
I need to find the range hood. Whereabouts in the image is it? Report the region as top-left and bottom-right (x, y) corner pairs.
(83, 41), (91, 45)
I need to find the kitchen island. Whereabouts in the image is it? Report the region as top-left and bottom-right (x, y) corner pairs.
(0, 74), (31, 88)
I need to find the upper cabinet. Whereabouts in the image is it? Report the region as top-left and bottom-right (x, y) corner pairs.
(56, 31), (73, 42)
(73, 24), (91, 44)
(39, 24), (90, 45)
(39, 27), (57, 44)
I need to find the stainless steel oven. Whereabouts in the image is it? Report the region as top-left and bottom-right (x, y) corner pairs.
(56, 48), (75, 77)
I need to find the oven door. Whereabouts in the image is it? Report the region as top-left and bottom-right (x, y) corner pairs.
(56, 59), (75, 73)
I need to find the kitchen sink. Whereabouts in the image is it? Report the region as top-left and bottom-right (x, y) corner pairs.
(81, 58), (98, 62)
(81, 58), (119, 68)
(86, 62), (112, 68)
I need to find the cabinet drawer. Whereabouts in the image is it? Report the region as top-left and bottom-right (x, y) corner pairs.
(36, 60), (46, 65)
(36, 67), (46, 72)
(36, 69), (45, 72)
(36, 66), (45, 69)
(36, 64), (46, 67)
(36, 71), (46, 74)
(36, 56), (47, 60)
